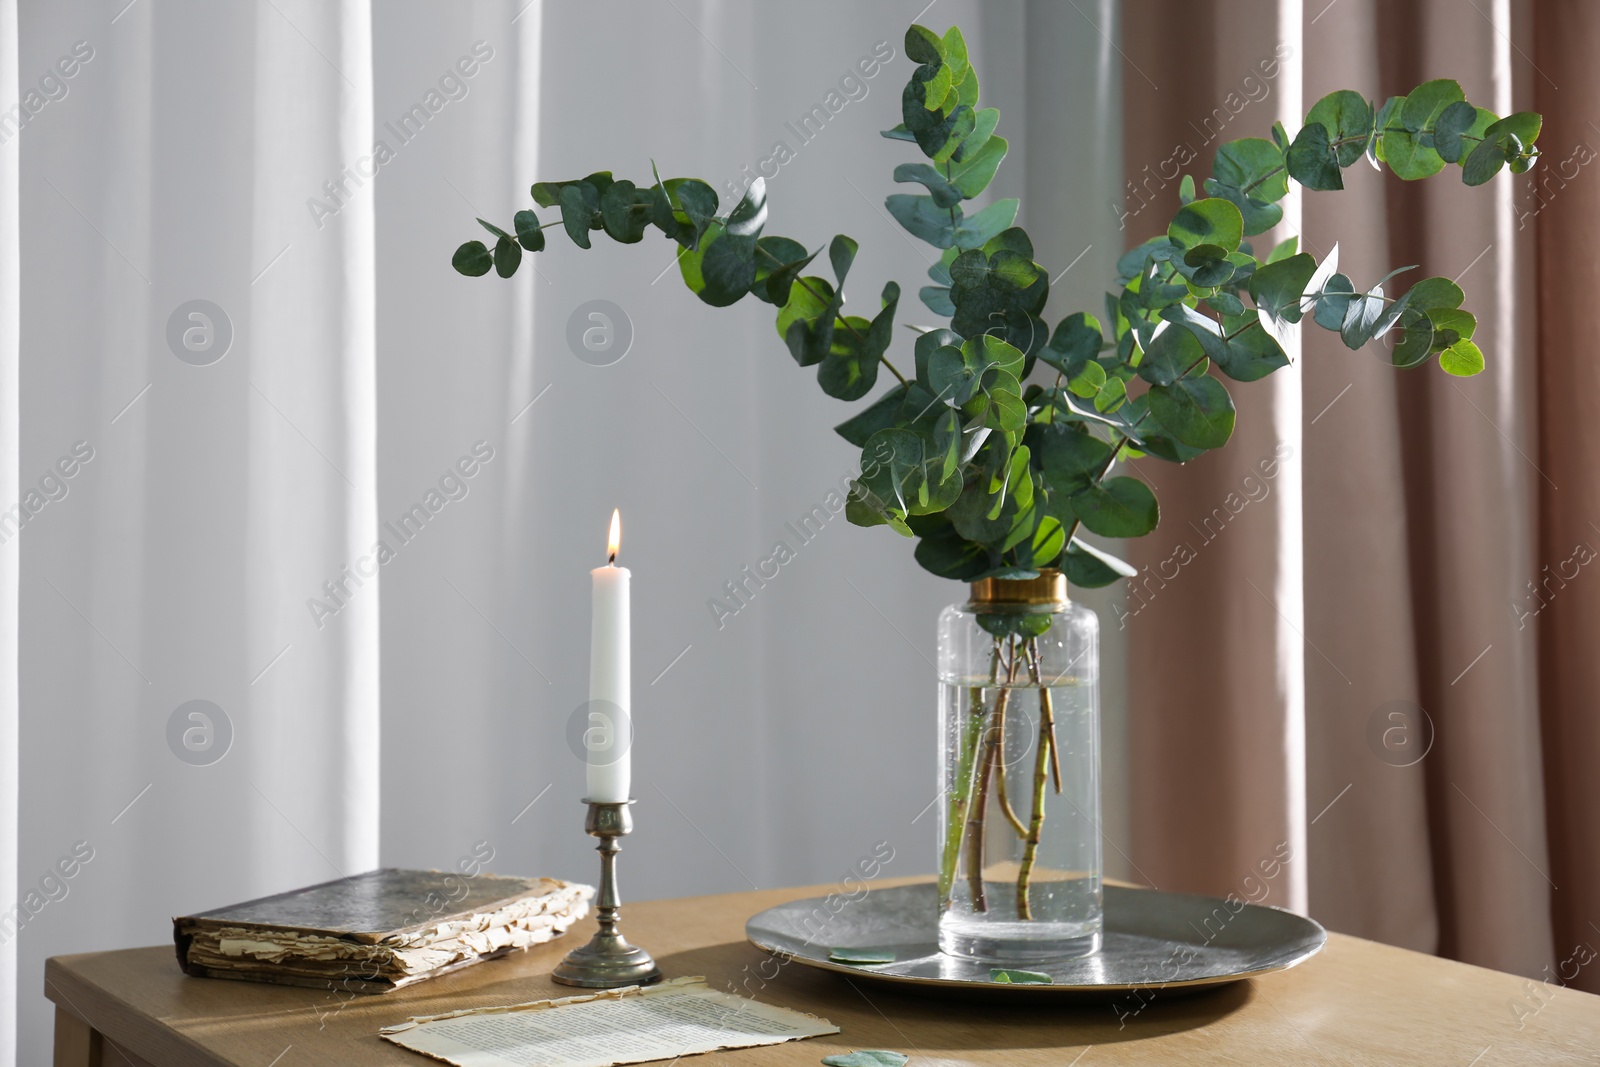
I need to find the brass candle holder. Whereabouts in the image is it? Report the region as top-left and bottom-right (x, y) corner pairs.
(551, 799), (663, 988)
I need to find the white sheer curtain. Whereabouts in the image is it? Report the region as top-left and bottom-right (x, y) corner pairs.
(14, 1), (380, 1060)
(6, 2), (1123, 1059)
(1, 1), (19, 1059)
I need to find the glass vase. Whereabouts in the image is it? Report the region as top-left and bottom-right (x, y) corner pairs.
(935, 568), (1101, 962)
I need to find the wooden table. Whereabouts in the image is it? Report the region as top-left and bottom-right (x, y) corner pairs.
(45, 879), (1600, 1065)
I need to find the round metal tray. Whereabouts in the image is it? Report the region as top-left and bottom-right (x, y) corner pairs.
(746, 882), (1325, 1001)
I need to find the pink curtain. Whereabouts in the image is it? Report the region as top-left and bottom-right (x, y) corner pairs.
(1123, 0), (1594, 989)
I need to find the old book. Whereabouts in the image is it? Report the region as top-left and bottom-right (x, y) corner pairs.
(174, 868), (592, 993)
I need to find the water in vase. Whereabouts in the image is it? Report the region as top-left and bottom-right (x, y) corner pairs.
(935, 669), (1101, 962)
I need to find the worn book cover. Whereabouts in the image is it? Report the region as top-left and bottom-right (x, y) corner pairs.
(174, 868), (592, 993)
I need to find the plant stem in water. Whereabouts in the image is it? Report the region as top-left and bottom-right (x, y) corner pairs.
(991, 644), (1028, 839)
(1026, 642), (1063, 794)
(938, 685), (987, 904)
(964, 635), (1019, 912)
(1017, 697), (1052, 919)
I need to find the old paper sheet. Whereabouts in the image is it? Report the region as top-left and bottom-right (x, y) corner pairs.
(378, 976), (839, 1067)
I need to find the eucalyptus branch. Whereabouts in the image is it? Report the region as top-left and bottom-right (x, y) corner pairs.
(449, 23), (1539, 594)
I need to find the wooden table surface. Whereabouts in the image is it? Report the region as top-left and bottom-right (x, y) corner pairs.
(44, 878), (1600, 1066)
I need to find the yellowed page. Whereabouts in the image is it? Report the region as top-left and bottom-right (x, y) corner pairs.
(379, 976), (839, 1067)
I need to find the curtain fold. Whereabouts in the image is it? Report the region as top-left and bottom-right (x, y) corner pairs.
(0, 2), (19, 1060)
(1125, 0), (1581, 988)
(1534, 0), (1600, 994)
(15, 2), (379, 1060)
(1122, 0), (1310, 914)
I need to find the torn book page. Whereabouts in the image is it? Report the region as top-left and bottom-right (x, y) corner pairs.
(379, 975), (839, 1067)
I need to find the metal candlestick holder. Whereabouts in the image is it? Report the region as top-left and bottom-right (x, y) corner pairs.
(551, 799), (662, 988)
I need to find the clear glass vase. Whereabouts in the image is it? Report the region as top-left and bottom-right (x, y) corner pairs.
(935, 568), (1101, 962)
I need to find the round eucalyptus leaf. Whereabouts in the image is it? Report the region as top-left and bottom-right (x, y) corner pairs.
(452, 240), (493, 277)
(1305, 89), (1373, 166)
(493, 234), (522, 278)
(1405, 276), (1464, 311)
(1287, 122), (1342, 191)
(1439, 338), (1485, 376)
(1148, 374), (1235, 449)
(1211, 138), (1289, 203)
(1071, 476), (1159, 539)
(1433, 100), (1479, 163)
(1167, 198), (1244, 255)
(557, 182), (600, 249)
(1389, 306), (1435, 369)
(1399, 79), (1465, 133)
(1313, 273), (1357, 331)
(1138, 322), (1205, 386)
(513, 209), (545, 252)
(599, 180), (649, 244)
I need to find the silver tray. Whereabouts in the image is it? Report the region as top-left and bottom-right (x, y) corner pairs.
(746, 883), (1325, 1001)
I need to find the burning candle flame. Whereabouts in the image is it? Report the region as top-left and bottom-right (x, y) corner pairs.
(607, 509), (621, 565)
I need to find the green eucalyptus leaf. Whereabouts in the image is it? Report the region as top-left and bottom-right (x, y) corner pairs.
(818, 281), (897, 400)
(1037, 423), (1113, 493)
(1167, 198), (1244, 255)
(1313, 272), (1357, 331)
(914, 522), (990, 579)
(1390, 305), (1435, 369)
(920, 285), (957, 315)
(1383, 127), (1447, 180)
(990, 968), (1053, 984)
(1038, 312), (1103, 377)
(599, 180), (649, 244)
(1287, 121), (1343, 191)
(1067, 359), (1106, 397)
(557, 182), (600, 248)
(1249, 252), (1317, 324)
(493, 234), (521, 277)
(679, 223), (755, 307)
(835, 383), (915, 447)
(821, 1050), (910, 1067)
(1433, 100), (1479, 163)
(1427, 306), (1476, 342)
(957, 198), (1021, 246)
(777, 274), (837, 367)
(1212, 138), (1289, 203)
(530, 172), (613, 209)
(753, 236), (816, 306)
(886, 193), (954, 246)
(1405, 276), (1464, 311)
(1440, 338), (1485, 376)
(1203, 178), (1283, 236)
(1138, 322), (1205, 386)
(894, 163), (963, 208)
(477, 218), (510, 239)
(1369, 96), (1402, 165)
(1305, 89), (1373, 166)
(827, 948), (895, 965)
(956, 107), (1001, 162)
(452, 240), (493, 277)
(513, 209), (545, 252)
(724, 175), (768, 238)
(1064, 538), (1137, 587)
(1217, 311), (1289, 381)
(1149, 375), (1235, 449)
(1400, 79), (1465, 134)
(1071, 476), (1158, 538)
(949, 135), (1008, 198)
(1463, 132), (1513, 186)
(1093, 374), (1126, 414)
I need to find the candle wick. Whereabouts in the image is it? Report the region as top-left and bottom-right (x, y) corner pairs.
(608, 553), (616, 566)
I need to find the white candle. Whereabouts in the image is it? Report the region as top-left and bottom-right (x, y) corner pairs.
(586, 509), (631, 802)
